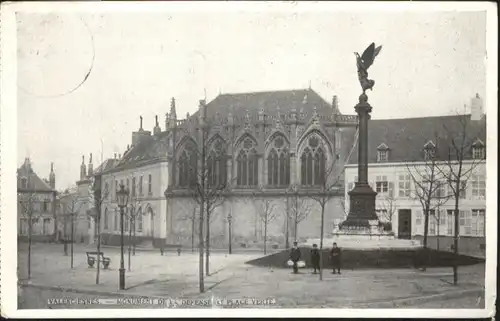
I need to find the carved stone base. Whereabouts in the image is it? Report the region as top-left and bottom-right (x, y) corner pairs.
(340, 182), (378, 230)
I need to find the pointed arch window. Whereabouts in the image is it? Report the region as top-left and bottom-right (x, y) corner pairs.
(178, 140), (198, 188)
(267, 135), (290, 187)
(237, 138), (258, 187)
(207, 138), (227, 188)
(301, 135), (326, 186)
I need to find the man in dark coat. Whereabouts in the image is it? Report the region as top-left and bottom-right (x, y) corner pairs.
(330, 242), (342, 274)
(310, 244), (321, 274)
(289, 241), (301, 274)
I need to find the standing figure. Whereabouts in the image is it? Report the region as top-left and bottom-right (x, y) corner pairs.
(289, 241), (302, 274)
(310, 244), (321, 274)
(330, 242), (342, 274)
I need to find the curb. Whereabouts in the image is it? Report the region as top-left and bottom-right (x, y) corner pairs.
(352, 287), (484, 308)
(19, 283), (170, 300)
(20, 283), (484, 308)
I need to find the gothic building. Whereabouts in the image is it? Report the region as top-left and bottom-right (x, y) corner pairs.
(97, 88), (359, 249)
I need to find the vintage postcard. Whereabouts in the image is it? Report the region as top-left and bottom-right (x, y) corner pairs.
(0, 1), (497, 318)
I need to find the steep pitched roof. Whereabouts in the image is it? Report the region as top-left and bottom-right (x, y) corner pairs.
(348, 114), (486, 164)
(106, 131), (170, 173)
(94, 158), (121, 175)
(109, 89), (337, 173)
(17, 161), (55, 193)
(197, 88), (335, 119)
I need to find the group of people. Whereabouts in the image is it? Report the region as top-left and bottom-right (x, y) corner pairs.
(289, 241), (341, 274)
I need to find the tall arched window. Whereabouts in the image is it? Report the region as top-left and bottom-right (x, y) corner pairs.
(207, 138), (227, 188)
(237, 137), (258, 187)
(301, 135), (326, 186)
(267, 135), (290, 187)
(137, 207), (143, 232)
(178, 140), (198, 187)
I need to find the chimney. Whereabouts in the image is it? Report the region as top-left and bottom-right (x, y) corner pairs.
(153, 115), (161, 135)
(88, 153), (93, 177)
(80, 155), (87, 180)
(471, 93), (484, 121)
(24, 157), (31, 172)
(332, 95), (340, 114)
(49, 162), (56, 189)
(132, 116), (152, 146)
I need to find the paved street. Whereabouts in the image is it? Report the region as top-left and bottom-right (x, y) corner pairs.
(18, 243), (485, 309)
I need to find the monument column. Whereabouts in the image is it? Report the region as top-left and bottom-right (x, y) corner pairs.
(341, 93), (378, 231)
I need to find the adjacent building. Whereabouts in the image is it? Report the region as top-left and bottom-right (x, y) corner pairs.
(17, 158), (57, 242)
(344, 94), (486, 253)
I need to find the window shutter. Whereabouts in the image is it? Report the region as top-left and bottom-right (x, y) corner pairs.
(388, 182), (394, 197)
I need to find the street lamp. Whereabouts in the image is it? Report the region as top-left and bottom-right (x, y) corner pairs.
(116, 184), (129, 290)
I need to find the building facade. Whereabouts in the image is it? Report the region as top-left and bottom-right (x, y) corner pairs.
(344, 95), (486, 253)
(17, 158), (57, 242)
(95, 89), (359, 249)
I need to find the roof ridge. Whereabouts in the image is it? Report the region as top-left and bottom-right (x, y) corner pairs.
(217, 88), (312, 97)
(371, 114), (474, 121)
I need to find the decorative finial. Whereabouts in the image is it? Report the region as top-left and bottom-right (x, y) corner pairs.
(82, 155), (85, 164)
(139, 116), (143, 130)
(155, 115), (159, 126)
(89, 153), (93, 163)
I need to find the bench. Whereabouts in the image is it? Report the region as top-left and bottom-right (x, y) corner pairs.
(86, 252), (111, 269)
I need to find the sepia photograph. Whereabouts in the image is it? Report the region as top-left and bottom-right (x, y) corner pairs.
(0, 1), (497, 318)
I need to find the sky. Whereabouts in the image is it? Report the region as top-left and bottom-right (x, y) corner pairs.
(15, 7), (488, 191)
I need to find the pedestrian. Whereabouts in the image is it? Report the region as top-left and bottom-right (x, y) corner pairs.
(330, 242), (342, 274)
(310, 244), (320, 274)
(289, 241), (301, 274)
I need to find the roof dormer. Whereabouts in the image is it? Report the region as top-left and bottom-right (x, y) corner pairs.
(472, 139), (485, 159)
(377, 143), (389, 162)
(423, 140), (436, 160)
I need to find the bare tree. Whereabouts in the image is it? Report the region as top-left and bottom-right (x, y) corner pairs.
(405, 138), (452, 270)
(306, 153), (347, 281)
(257, 197), (277, 255)
(86, 176), (110, 285)
(18, 182), (41, 280)
(181, 102), (232, 291)
(438, 112), (485, 285)
(376, 193), (398, 231)
(58, 189), (86, 268)
(289, 185), (313, 242)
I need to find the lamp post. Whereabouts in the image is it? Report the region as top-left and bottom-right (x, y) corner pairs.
(116, 184), (129, 290)
(228, 210), (232, 255)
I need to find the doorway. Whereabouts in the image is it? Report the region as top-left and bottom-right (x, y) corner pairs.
(398, 209), (412, 239)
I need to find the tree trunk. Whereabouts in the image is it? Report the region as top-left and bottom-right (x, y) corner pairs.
(264, 219), (268, 255)
(205, 206), (210, 277)
(436, 210), (440, 251)
(191, 209), (196, 252)
(453, 182), (460, 285)
(28, 219), (32, 280)
(63, 218), (68, 256)
(319, 203), (325, 281)
(133, 221), (136, 256)
(285, 199), (289, 249)
(96, 217), (101, 285)
(128, 221), (132, 271)
(71, 216), (74, 269)
(228, 217), (232, 254)
(198, 202), (205, 293)
(422, 205), (430, 271)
